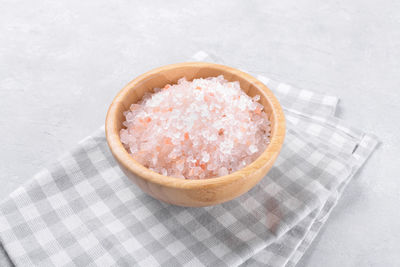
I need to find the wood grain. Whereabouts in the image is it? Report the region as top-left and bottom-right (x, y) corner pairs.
(105, 62), (285, 207)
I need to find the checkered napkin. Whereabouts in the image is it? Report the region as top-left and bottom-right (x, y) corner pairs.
(0, 52), (378, 267)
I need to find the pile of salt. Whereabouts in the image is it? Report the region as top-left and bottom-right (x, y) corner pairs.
(120, 75), (271, 179)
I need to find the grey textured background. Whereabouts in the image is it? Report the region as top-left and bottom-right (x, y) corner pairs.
(1, 0), (399, 266)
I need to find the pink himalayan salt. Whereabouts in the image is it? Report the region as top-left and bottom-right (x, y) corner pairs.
(120, 75), (271, 179)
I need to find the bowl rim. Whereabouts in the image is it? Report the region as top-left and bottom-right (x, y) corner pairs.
(105, 62), (285, 190)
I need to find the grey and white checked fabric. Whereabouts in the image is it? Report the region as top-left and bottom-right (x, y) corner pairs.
(0, 52), (378, 267)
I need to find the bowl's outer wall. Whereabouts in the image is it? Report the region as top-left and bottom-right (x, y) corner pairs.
(116, 149), (280, 207)
(106, 62), (285, 207)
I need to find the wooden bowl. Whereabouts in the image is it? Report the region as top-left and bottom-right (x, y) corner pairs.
(106, 62), (285, 207)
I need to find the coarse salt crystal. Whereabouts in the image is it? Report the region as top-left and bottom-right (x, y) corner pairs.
(249, 144), (259, 154)
(201, 151), (210, 163)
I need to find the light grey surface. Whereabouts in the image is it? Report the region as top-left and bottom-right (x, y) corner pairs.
(0, 0), (398, 266)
